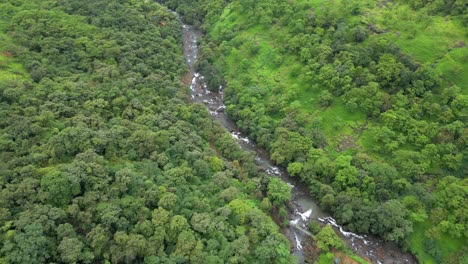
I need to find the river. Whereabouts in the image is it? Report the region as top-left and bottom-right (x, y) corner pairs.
(181, 22), (418, 264)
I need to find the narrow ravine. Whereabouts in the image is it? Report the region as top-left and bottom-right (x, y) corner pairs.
(181, 22), (417, 264)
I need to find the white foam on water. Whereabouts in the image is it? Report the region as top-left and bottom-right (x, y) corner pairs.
(266, 166), (281, 175)
(231, 132), (240, 140)
(294, 232), (303, 251)
(290, 218), (299, 226)
(298, 209), (313, 222)
(230, 132), (250, 144)
(319, 217), (365, 239)
(190, 73), (201, 91)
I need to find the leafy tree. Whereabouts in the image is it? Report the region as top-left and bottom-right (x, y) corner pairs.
(58, 237), (86, 263)
(40, 170), (80, 207)
(2, 224), (50, 264)
(191, 213), (212, 234)
(110, 232), (147, 263)
(267, 178), (291, 206)
(315, 225), (344, 252)
(372, 200), (413, 242)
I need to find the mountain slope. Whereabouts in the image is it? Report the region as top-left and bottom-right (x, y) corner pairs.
(0, 1), (294, 263)
(165, 0), (467, 262)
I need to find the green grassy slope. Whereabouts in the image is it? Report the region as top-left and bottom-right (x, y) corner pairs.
(0, 34), (27, 81)
(211, 0), (467, 155)
(367, 3), (468, 92)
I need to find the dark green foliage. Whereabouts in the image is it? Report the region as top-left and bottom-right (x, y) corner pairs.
(0, 1), (293, 263)
(402, 0), (468, 15)
(308, 221), (322, 235)
(156, 0), (229, 31)
(267, 177), (291, 206)
(315, 225), (345, 252)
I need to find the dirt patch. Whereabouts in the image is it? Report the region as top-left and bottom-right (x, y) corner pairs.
(377, 0), (394, 8)
(336, 121), (368, 152)
(0, 51), (13, 57)
(303, 238), (319, 263)
(180, 71), (191, 86)
(353, 120), (368, 135)
(368, 23), (388, 34)
(336, 135), (358, 152)
(453, 40), (466, 48)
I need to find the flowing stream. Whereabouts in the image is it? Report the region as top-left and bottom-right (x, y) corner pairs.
(181, 22), (417, 264)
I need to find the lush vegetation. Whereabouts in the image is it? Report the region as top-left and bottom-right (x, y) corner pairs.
(0, 1), (298, 263)
(161, 0), (467, 263)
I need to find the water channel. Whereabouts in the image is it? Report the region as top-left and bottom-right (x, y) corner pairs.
(181, 22), (418, 264)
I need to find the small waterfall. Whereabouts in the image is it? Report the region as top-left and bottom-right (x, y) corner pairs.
(318, 217), (365, 239)
(299, 209), (313, 222)
(294, 233), (303, 251)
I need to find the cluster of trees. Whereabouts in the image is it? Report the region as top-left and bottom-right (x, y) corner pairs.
(401, 0), (467, 16)
(164, 0), (467, 261)
(0, 0), (295, 263)
(156, 0), (229, 31)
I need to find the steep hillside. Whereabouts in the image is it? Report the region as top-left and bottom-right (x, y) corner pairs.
(0, 1), (295, 263)
(164, 0), (467, 263)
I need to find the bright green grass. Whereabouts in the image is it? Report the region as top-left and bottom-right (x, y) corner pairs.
(210, 2), (467, 264)
(210, 0), (468, 263)
(437, 47), (468, 93)
(368, 2), (468, 90)
(0, 61), (27, 82)
(216, 1), (369, 152)
(217, 0), (468, 152)
(408, 222), (436, 263)
(349, 254), (369, 264)
(408, 221), (466, 263)
(214, 0), (467, 156)
(0, 30), (27, 85)
(316, 251), (369, 264)
(317, 252), (334, 264)
(311, 98), (366, 138)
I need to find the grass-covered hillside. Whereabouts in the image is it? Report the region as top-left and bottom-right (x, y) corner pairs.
(164, 0), (467, 263)
(0, 1), (297, 263)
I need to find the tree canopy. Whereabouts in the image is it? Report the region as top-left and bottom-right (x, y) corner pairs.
(0, 0), (294, 263)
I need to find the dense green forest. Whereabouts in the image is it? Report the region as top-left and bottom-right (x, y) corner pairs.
(0, 0), (298, 263)
(162, 0), (467, 263)
(0, 0), (466, 263)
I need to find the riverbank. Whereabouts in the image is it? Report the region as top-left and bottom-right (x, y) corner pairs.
(180, 20), (417, 264)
